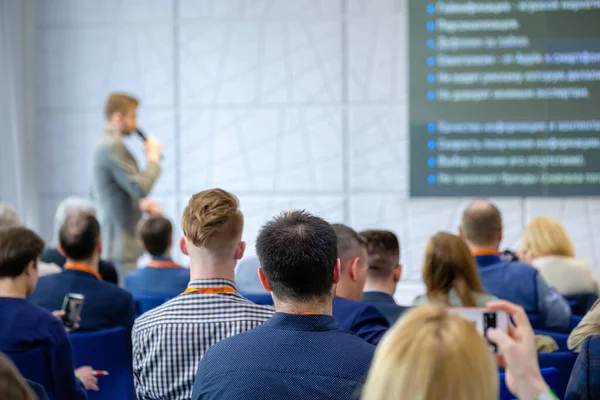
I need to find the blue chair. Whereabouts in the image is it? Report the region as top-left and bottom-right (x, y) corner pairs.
(499, 368), (559, 400)
(528, 313), (543, 329)
(240, 292), (274, 306)
(133, 293), (178, 316)
(69, 327), (135, 400)
(568, 315), (583, 332)
(535, 329), (569, 351)
(5, 347), (57, 400)
(538, 351), (578, 399)
(564, 293), (598, 316)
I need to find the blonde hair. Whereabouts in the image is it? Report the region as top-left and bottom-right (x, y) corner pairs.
(181, 189), (243, 258)
(0, 353), (35, 400)
(104, 93), (139, 120)
(362, 303), (498, 400)
(521, 217), (575, 258)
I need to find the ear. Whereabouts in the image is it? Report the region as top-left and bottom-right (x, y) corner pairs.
(393, 263), (402, 283)
(234, 241), (246, 260)
(179, 237), (188, 256)
(332, 259), (341, 285)
(112, 110), (124, 124)
(57, 244), (66, 257)
(348, 257), (360, 282)
(97, 238), (103, 255)
(458, 225), (464, 239)
(257, 268), (272, 293)
(498, 227), (503, 245)
(25, 260), (37, 277)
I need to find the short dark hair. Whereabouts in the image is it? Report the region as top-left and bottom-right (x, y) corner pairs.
(360, 230), (400, 279)
(59, 212), (100, 261)
(0, 227), (45, 278)
(256, 210), (338, 301)
(331, 224), (367, 266)
(461, 200), (502, 247)
(139, 216), (173, 256)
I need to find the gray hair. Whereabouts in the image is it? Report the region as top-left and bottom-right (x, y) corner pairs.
(0, 204), (21, 229)
(54, 197), (96, 244)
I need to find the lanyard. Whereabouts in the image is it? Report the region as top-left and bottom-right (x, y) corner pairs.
(148, 260), (180, 268)
(64, 263), (103, 280)
(288, 312), (320, 315)
(471, 249), (500, 257)
(183, 287), (236, 295)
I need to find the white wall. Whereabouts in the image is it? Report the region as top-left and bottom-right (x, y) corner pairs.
(35, 0), (600, 305)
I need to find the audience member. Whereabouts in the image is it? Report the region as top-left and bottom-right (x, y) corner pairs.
(0, 204), (60, 277)
(235, 257), (269, 295)
(0, 227), (90, 399)
(132, 189), (274, 400)
(40, 197), (119, 284)
(568, 301), (600, 351)
(331, 224), (389, 345)
(0, 352), (36, 400)
(125, 216), (189, 294)
(565, 334), (600, 400)
(460, 200), (571, 332)
(520, 217), (599, 296)
(192, 210), (375, 400)
(360, 229), (407, 324)
(29, 212), (135, 331)
(414, 232), (497, 307)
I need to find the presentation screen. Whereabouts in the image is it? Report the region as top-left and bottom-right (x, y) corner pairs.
(409, 1), (600, 197)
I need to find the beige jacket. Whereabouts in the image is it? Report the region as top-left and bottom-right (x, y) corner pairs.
(533, 256), (599, 296)
(568, 299), (600, 352)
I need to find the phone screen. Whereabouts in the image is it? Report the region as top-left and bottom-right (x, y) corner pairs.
(483, 312), (497, 353)
(61, 294), (84, 329)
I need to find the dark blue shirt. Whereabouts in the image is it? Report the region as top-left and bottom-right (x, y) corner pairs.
(362, 291), (408, 325)
(192, 312), (375, 400)
(0, 297), (87, 400)
(332, 296), (389, 345)
(29, 269), (135, 332)
(125, 256), (189, 295)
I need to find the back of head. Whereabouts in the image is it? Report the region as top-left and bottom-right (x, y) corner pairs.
(331, 224), (368, 267)
(138, 216), (173, 257)
(0, 204), (21, 229)
(59, 212), (101, 261)
(53, 197), (96, 244)
(181, 189), (243, 262)
(521, 217), (575, 258)
(461, 200), (502, 248)
(423, 232), (485, 307)
(0, 227), (45, 278)
(360, 230), (400, 280)
(256, 210), (338, 301)
(0, 353), (35, 400)
(362, 303), (497, 400)
(104, 92), (139, 121)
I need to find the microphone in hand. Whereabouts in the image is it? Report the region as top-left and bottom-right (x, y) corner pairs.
(137, 128), (164, 161)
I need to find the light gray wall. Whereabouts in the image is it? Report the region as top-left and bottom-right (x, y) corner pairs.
(35, 0), (600, 304)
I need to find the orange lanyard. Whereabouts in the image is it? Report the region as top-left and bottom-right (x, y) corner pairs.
(148, 260), (180, 268)
(288, 312), (320, 315)
(471, 249), (499, 257)
(183, 287), (236, 295)
(64, 263), (103, 280)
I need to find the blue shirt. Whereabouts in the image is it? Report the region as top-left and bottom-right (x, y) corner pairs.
(29, 268), (135, 331)
(476, 254), (571, 332)
(192, 312), (375, 400)
(0, 297), (87, 400)
(362, 291), (408, 325)
(125, 256), (189, 295)
(332, 296), (390, 345)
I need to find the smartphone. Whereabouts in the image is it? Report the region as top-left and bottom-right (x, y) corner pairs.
(448, 308), (509, 353)
(61, 293), (85, 329)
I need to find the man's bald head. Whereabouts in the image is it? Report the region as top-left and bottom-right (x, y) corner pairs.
(460, 200), (502, 248)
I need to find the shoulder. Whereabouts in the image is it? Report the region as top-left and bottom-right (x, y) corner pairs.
(507, 260), (538, 274)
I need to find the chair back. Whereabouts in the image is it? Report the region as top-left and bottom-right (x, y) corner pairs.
(568, 315), (583, 332)
(564, 293), (598, 316)
(69, 327), (135, 400)
(5, 346), (56, 399)
(527, 313), (543, 329)
(133, 293), (178, 316)
(538, 351), (578, 399)
(240, 292), (274, 306)
(499, 367), (559, 400)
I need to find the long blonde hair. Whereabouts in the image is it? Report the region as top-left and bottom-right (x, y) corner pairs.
(362, 303), (498, 400)
(521, 217), (575, 258)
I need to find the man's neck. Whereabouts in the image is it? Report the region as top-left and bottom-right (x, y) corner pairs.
(363, 280), (395, 296)
(189, 259), (236, 282)
(275, 298), (333, 316)
(66, 258), (99, 271)
(0, 279), (28, 299)
(335, 283), (362, 301)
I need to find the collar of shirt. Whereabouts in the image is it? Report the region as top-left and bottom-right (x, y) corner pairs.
(64, 262), (102, 280)
(148, 256), (180, 268)
(186, 278), (237, 292)
(264, 312), (342, 332)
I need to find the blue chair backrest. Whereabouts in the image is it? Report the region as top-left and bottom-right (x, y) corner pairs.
(538, 351), (578, 399)
(133, 293), (178, 316)
(240, 292), (274, 306)
(568, 315), (583, 332)
(527, 313), (543, 329)
(499, 367), (559, 400)
(5, 347), (56, 400)
(534, 329), (569, 351)
(564, 293), (598, 316)
(69, 327), (135, 400)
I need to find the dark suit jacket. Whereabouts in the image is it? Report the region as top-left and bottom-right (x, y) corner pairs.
(332, 296), (389, 345)
(41, 247), (119, 285)
(362, 291), (408, 325)
(566, 334), (600, 400)
(125, 256), (189, 295)
(29, 269), (135, 331)
(192, 313), (375, 400)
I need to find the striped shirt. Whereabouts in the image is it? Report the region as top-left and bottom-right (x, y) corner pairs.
(132, 279), (274, 400)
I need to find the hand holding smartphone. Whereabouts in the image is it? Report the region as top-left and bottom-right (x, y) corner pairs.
(61, 293), (85, 330)
(448, 308), (509, 353)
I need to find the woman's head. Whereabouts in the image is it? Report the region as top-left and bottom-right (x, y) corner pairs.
(521, 217), (575, 260)
(422, 231), (485, 306)
(362, 303), (498, 400)
(0, 353), (35, 400)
